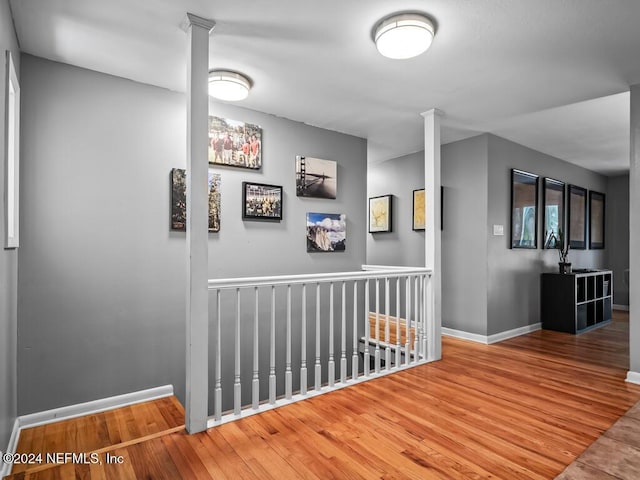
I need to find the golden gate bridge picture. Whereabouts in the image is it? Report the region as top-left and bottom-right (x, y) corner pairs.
(296, 156), (337, 199)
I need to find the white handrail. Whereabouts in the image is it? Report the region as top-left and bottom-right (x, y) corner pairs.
(208, 266), (432, 290)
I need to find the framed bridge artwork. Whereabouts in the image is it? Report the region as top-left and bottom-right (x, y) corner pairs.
(296, 156), (337, 199)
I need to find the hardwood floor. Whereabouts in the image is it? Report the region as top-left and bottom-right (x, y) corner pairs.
(5, 311), (640, 479)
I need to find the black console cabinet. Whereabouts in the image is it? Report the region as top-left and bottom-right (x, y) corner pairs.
(541, 270), (613, 334)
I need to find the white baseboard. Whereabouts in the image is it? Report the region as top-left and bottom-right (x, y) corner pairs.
(626, 371), (640, 385)
(614, 304), (630, 311)
(18, 385), (174, 430)
(443, 323), (541, 345)
(1, 384), (174, 478)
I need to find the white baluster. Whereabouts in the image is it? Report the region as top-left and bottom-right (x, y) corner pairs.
(328, 282), (335, 387)
(340, 281), (347, 384)
(252, 287), (259, 410)
(375, 279), (381, 374)
(413, 275), (420, 362)
(385, 277), (391, 369)
(234, 288), (241, 415)
(364, 279), (370, 377)
(269, 286), (276, 404)
(352, 281), (359, 381)
(422, 274), (428, 359)
(315, 282), (322, 391)
(405, 276), (411, 366)
(214, 289), (222, 421)
(301, 284), (307, 395)
(395, 277), (401, 368)
(285, 285), (292, 399)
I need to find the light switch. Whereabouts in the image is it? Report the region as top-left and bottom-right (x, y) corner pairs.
(493, 225), (504, 236)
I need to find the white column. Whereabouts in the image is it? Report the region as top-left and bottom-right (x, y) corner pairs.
(421, 109), (443, 362)
(628, 85), (640, 384)
(184, 13), (215, 434)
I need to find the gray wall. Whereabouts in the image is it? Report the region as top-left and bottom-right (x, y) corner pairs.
(486, 134), (608, 335)
(0, 0), (20, 450)
(606, 175), (630, 306)
(18, 55), (366, 415)
(441, 135), (489, 335)
(367, 151), (425, 267)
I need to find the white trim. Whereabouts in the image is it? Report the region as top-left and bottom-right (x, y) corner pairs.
(626, 371), (640, 385)
(487, 323), (541, 344)
(442, 327), (488, 344)
(442, 323), (541, 345)
(18, 385), (173, 430)
(614, 304), (630, 311)
(0, 418), (20, 478)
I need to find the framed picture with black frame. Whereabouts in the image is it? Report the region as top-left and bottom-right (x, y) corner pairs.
(511, 169), (539, 249)
(412, 189), (425, 231)
(543, 178), (565, 248)
(589, 190), (605, 249)
(242, 182), (283, 221)
(568, 184), (587, 249)
(369, 194), (392, 233)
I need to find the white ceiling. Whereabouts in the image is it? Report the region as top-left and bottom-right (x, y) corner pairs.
(10, 0), (640, 175)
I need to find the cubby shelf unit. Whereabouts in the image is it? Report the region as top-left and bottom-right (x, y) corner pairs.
(541, 270), (613, 334)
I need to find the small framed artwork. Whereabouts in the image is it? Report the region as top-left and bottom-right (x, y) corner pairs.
(568, 184), (587, 249)
(511, 169), (539, 248)
(242, 182), (283, 220)
(170, 168), (221, 232)
(208, 116), (262, 170)
(306, 212), (346, 252)
(295, 156), (337, 199)
(412, 189), (425, 231)
(589, 190), (605, 249)
(4, 51), (19, 249)
(369, 195), (393, 233)
(543, 178), (565, 248)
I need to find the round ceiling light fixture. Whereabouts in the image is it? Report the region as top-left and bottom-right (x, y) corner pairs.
(374, 13), (435, 59)
(208, 70), (251, 101)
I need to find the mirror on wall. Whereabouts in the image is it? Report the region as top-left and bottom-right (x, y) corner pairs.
(511, 169), (539, 249)
(543, 178), (565, 248)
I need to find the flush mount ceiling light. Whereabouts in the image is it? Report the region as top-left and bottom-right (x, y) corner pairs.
(208, 70), (251, 101)
(374, 13), (435, 59)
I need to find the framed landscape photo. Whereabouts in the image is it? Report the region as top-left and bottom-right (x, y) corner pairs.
(208, 116), (262, 170)
(242, 182), (283, 220)
(170, 168), (221, 232)
(295, 156), (337, 199)
(412, 189), (425, 231)
(511, 169), (539, 249)
(543, 178), (565, 248)
(568, 184), (587, 249)
(306, 212), (346, 252)
(4, 51), (19, 249)
(369, 195), (392, 233)
(589, 190), (605, 249)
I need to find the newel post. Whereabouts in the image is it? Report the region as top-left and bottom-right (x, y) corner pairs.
(184, 13), (215, 434)
(421, 109), (443, 361)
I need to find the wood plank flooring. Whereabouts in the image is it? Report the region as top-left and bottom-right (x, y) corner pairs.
(5, 311), (640, 479)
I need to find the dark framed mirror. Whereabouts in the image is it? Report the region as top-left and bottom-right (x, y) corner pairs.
(589, 190), (605, 249)
(543, 178), (565, 248)
(568, 185), (587, 249)
(511, 169), (539, 249)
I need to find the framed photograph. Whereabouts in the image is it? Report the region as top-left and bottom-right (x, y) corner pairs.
(242, 182), (283, 220)
(568, 184), (587, 249)
(170, 168), (221, 232)
(369, 195), (393, 233)
(4, 51), (19, 249)
(589, 190), (605, 249)
(306, 212), (346, 252)
(412, 189), (425, 231)
(543, 178), (565, 248)
(208, 116), (262, 170)
(511, 169), (539, 249)
(296, 156), (337, 199)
